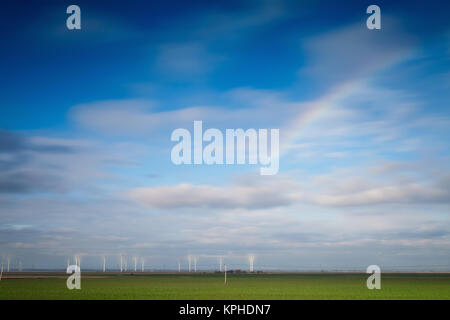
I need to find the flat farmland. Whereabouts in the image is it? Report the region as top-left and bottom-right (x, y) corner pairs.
(0, 272), (449, 300)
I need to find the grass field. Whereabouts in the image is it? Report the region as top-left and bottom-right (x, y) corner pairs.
(1, 272), (449, 300)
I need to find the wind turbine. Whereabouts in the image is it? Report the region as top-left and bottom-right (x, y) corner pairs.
(134, 256), (138, 272)
(249, 255), (255, 273)
(194, 256), (197, 272)
(219, 256), (223, 272)
(178, 260), (181, 273)
(7, 257), (10, 272)
(141, 258), (145, 272)
(103, 255), (106, 272)
(74, 255), (81, 268)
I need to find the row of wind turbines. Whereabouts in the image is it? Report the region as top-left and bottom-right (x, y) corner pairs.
(0, 257), (23, 280)
(0, 257), (23, 272)
(65, 254), (256, 273)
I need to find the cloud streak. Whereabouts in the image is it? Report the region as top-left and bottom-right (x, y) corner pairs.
(129, 175), (300, 209)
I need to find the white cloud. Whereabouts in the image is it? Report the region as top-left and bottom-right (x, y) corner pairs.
(311, 183), (449, 206)
(69, 90), (298, 138)
(70, 99), (232, 136)
(306, 165), (450, 206)
(300, 17), (415, 84)
(129, 175), (300, 209)
(128, 161), (450, 209)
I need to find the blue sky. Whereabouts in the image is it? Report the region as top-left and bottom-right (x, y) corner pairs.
(0, 0), (449, 270)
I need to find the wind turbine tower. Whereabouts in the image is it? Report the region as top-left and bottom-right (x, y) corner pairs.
(194, 256), (197, 272)
(219, 256), (223, 272)
(134, 256), (137, 272)
(74, 255), (81, 268)
(120, 254), (123, 272)
(103, 255), (106, 272)
(188, 255), (191, 272)
(249, 255), (255, 273)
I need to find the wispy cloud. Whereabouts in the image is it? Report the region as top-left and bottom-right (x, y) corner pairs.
(155, 42), (224, 78)
(129, 174), (300, 209)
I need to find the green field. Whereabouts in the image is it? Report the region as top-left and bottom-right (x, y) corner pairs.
(1, 273), (449, 300)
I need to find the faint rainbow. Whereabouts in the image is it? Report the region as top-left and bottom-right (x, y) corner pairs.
(281, 80), (360, 155)
(280, 44), (414, 156)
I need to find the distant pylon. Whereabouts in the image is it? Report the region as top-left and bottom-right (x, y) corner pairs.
(224, 264), (227, 284)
